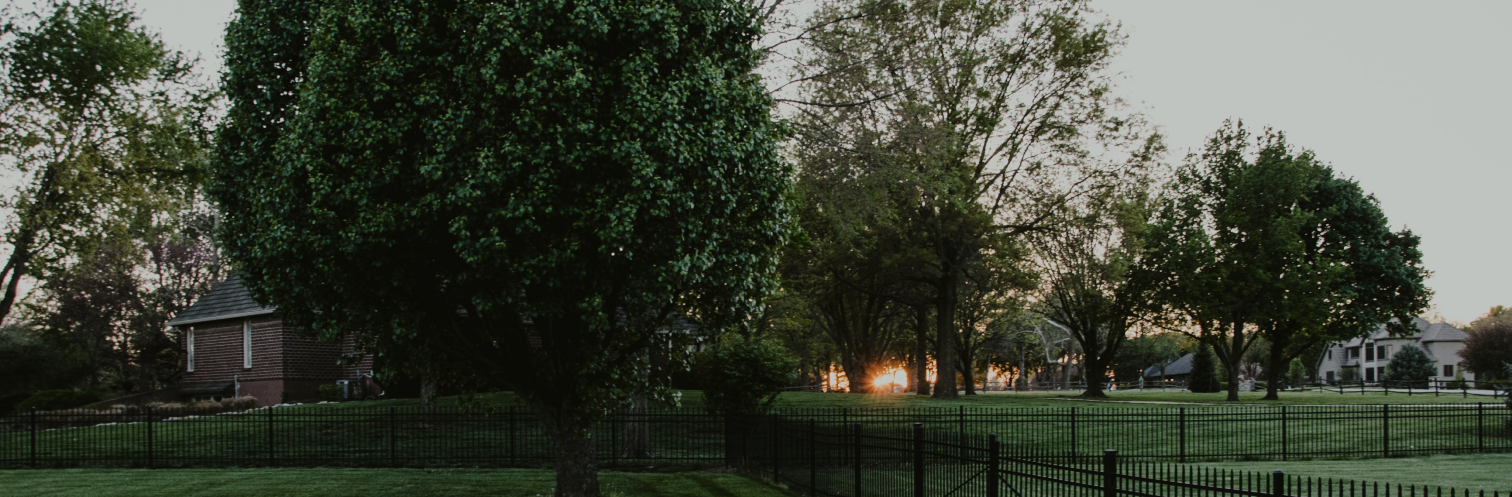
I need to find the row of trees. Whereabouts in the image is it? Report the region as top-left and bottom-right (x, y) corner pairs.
(0, 1), (1460, 496)
(768, 0), (1431, 405)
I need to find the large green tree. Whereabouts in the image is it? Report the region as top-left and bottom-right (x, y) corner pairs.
(790, 0), (1158, 399)
(1142, 121), (1429, 401)
(0, 0), (214, 326)
(214, 2), (787, 495)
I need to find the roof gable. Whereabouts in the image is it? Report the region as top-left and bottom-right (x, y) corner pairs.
(165, 274), (276, 326)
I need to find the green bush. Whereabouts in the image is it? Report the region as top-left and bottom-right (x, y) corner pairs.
(15, 389), (101, 412)
(695, 335), (798, 417)
(316, 384), (341, 402)
(1385, 344), (1436, 388)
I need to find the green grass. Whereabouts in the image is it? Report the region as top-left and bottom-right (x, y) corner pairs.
(764, 388), (1505, 410)
(0, 468), (794, 497)
(1197, 453), (1512, 492)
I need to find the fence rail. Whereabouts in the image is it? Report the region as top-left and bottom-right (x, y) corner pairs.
(2, 403), (1508, 470)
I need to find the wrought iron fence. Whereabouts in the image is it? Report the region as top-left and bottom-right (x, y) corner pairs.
(733, 418), (1509, 497)
(1, 403), (1508, 470)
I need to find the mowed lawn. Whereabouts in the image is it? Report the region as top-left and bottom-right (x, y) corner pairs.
(0, 468), (794, 497)
(1198, 453), (1512, 493)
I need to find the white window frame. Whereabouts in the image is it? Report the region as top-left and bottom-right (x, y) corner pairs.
(186, 328), (195, 372)
(243, 320), (253, 369)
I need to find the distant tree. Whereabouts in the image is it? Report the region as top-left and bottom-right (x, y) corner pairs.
(1286, 358), (1306, 388)
(1467, 306), (1512, 333)
(0, 0), (214, 325)
(1385, 345), (1436, 388)
(1113, 333), (1194, 382)
(1459, 321), (1512, 381)
(1187, 342), (1220, 393)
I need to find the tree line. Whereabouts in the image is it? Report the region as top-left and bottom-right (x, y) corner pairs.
(4, 2), (1507, 497)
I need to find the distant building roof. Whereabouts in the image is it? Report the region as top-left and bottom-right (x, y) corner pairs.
(1334, 317), (1467, 347)
(165, 274), (276, 326)
(1143, 353), (1194, 378)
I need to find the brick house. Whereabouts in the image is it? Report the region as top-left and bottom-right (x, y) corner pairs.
(166, 275), (377, 407)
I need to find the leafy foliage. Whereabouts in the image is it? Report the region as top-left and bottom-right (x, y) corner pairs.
(214, 1), (787, 493)
(14, 388), (101, 412)
(1458, 321), (1512, 381)
(1384, 345), (1435, 388)
(788, 0), (1159, 398)
(0, 0), (215, 325)
(695, 336), (799, 416)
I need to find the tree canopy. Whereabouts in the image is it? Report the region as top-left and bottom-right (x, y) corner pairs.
(214, 1), (787, 495)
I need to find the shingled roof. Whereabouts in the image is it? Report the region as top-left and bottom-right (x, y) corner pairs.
(165, 274), (276, 327)
(1143, 353), (1194, 378)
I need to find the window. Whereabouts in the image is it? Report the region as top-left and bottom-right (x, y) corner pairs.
(1366, 367), (1375, 382)
(1378, 367), (1385, 381)
(1443, 364), (1454, 377)
(243, 320), (253, 369)
(1378, 345), (1388, 359)
(186, 328), (195, 372)
(1349, 348), (1359, 359)
(1326, 371), (1335, 382)
(1327, 350), (1333, 360)
(1365, 343), (1374, 362)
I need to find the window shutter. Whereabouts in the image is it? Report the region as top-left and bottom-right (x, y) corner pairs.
(187, 328), (195, 372)
(244, 320), (253, 368)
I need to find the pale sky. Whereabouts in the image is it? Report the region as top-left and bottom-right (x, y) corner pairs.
(131, 0), (1510, 324)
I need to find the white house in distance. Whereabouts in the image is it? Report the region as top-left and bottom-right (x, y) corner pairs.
(1316, 317), (1473, 385)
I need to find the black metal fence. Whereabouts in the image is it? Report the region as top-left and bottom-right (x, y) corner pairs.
(735, 418), (1509, 497)
(2, 403), (1508, 469)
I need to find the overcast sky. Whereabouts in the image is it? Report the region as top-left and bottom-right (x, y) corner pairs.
(132, 0), (1509, 324)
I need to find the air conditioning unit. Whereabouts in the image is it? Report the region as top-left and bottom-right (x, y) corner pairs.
(335, 380), (353, 400)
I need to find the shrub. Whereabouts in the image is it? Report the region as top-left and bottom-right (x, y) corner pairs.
(695, 335), (798, 417)
(14, 389), (101, 412)
(317, 384), (341, 402)
(1446, 368), (1467, 390)
(1384, 344), (1435, 388)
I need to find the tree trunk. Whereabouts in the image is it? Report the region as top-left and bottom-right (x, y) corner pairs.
(1261, 331), (1290, 401)
(932, 274), (959, 399)
(548, 424), (601, 497)
(961, 353), (976, 395)
(841, 357), (871, 394)
(621, 392), (654, 458)
(914, 305), (931, 396)
(1225, 325), (1244, 401)
(1081, 356), (1108, 398)
(418, 369), (438, 424)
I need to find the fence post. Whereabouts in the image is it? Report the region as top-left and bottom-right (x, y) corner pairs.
(988, 434), (1000, 497)
(146, 406), (154, 469)
(1102, 449), (1117, 497)
(1381, 404), (1389, 458)
(267, 405), (275, 466)
(29, 407), (36, 467)
(810, 418), (817, 496)
(1178, 408), (1186, 463)
(913, 422), (924, 497)
(1478, 403), (1484, 451)
(1272, 471), (1285, 497)
(854, 423), (862, 497)
(389, 407), (397, 467)
(958, 405), (966, 459)
(509, 407), (517, 464)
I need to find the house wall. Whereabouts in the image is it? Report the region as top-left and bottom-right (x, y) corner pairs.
(181, 315), (376, 407)
(1317, 336), (1474, 384)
